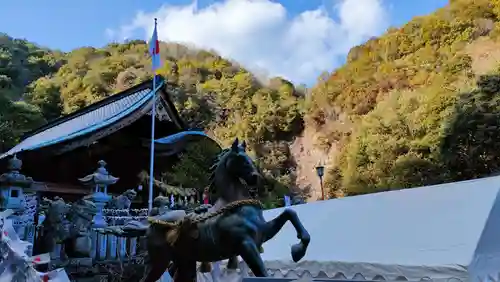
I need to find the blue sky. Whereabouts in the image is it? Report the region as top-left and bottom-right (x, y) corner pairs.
(2, 0), (447, 51)
(0, 0), (449, 84)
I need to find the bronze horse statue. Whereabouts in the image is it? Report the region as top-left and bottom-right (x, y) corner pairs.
(103, 138), (310, 282)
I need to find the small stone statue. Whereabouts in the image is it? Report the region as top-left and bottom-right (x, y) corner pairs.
(64, 199), (97, 258)
(34, 197), (71, 256)
(34, 197), (97, 259)
(107, 189), (137, 210)
(149, 196), (171, 216)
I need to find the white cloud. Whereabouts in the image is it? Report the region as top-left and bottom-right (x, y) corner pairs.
(105, 28), (115, 40)
(108, 0), (389, 85)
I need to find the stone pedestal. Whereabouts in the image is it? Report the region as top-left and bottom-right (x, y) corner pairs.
(86, 192), (111, 228)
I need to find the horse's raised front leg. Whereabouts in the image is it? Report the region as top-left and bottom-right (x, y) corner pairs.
(239, 238), (268, 277)
(263, 208), (310, 262)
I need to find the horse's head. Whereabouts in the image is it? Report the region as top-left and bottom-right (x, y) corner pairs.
(227, 138), (261, 186)
(210, 138), (262, 200)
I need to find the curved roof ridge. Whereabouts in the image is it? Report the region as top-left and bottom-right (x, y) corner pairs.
(22, 77), (162, 139)
(0, 78), (175, 160)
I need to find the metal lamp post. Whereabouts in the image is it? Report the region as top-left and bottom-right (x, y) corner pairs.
(315, 164), (325, 200)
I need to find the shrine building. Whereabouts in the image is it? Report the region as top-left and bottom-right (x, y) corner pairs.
(0, 76), (202, 204)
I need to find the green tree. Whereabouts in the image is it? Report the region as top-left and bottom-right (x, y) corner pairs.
(165, 140), (221, 189)
(440, 74), (500, 180)
(24, 76), (62, 121)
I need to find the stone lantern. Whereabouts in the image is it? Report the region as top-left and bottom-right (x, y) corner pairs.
(78, 160), (118, 227)
(0, 155), (33, 211)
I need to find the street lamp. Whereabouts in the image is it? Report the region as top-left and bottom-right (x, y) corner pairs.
(315, 164), (325, 200)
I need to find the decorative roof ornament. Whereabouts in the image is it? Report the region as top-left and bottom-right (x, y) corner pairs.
(8, 154), (22, 171)
(0, 155), (33, 188)
(78, 160), (119, 187)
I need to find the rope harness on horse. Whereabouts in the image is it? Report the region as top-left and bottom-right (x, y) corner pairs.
(147, 199), (262, 246)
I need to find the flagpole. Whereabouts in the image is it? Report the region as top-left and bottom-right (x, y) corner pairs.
(148, 18), (158, 213)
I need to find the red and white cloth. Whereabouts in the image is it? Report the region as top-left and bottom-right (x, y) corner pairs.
(36, 268), (70, 282)
(149, 19), (161, 73)
(0, 209), (69, 282)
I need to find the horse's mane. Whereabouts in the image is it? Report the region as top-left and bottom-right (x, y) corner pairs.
(207, 148), (231, 192)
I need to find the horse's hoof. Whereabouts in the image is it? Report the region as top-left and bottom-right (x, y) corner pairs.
(291, 243), (306, 262)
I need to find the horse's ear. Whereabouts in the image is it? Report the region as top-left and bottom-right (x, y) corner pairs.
(241, 140), (247, 151)
(231, 138), (239, 151)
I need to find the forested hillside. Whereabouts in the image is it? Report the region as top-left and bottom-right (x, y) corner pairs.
(0, 34), (64, 151)
(0, 34), (304, 207)
(3, 0), (500, 204)
(308, 0), (500, 196)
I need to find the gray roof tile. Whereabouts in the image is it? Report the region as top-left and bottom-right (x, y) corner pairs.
(0, 88), (152, 159)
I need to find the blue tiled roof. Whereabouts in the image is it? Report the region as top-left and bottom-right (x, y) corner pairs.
(0, 87), (155, 159)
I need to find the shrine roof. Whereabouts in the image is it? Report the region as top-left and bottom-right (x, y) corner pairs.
(0, 77), (184, 159)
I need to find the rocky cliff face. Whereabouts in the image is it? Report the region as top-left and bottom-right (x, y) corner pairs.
(290, 127), (336, 201)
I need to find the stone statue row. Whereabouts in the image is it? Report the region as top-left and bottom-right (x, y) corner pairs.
(2, 138), (312, 281)
(34, 190), (177, 260)
(0, 156), (185, 263)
